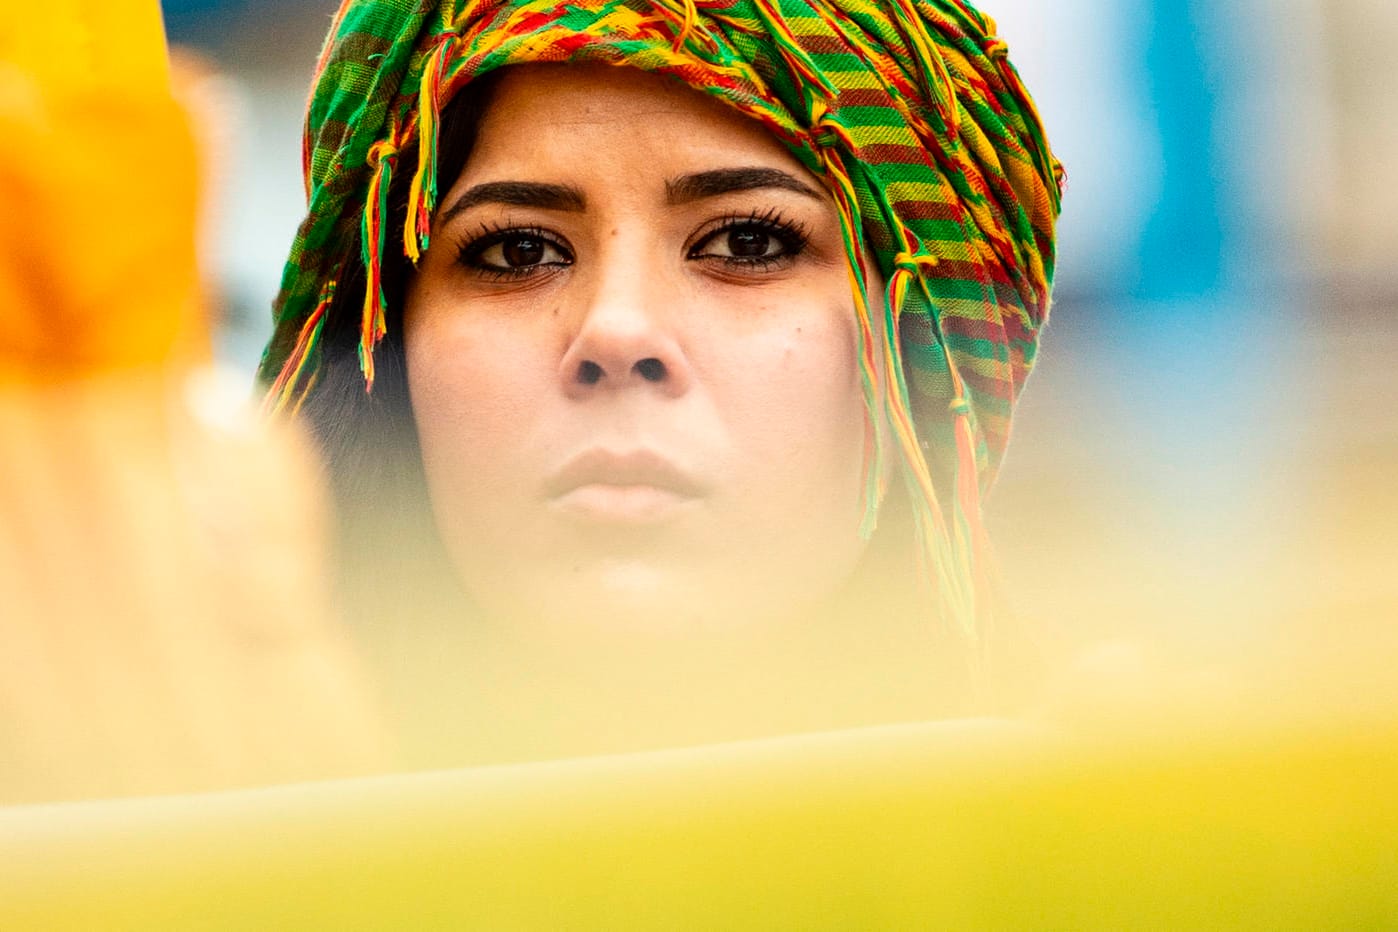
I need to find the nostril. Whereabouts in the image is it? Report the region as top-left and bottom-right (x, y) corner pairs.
(577, 360), (604, 385)
(635, 358), (666, 382)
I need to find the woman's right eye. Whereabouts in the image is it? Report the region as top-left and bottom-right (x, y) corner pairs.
(459, 229), (573, 278)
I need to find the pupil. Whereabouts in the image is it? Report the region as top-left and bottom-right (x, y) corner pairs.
(728, 228), (770, 258)
(503, 236), (545, 267)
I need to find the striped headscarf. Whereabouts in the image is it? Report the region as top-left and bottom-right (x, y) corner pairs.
(260, 0), (1062, 642)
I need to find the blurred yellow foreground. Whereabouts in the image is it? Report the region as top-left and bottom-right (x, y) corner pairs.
(1, 704), (1396, 928)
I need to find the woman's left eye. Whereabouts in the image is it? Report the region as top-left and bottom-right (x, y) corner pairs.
(458, 228), (573, 278)
(689, 215), (808, 268)
(702, 227), (783, 259)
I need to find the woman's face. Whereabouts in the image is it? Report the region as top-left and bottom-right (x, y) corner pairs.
(405, 64), (878, 639)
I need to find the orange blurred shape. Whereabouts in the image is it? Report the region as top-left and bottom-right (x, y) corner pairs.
(0, 3), (385, 801)
(0, 1), (203, 378)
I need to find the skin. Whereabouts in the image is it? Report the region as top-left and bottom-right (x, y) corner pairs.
(405, 64), (881, 651)
(393, 66), (959, 760)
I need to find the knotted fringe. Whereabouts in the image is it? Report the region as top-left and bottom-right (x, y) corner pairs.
(776, 11), (987, 647)
(404, 36), (457, 266)
(888, 248), (985, 644)
(263, 279), (336, 418)
(874, 175), (993, 651)
(360, 140), (396, 390)
(833, 135), (988, 648)
(832, 4), (997, 651)
(818, 134), (983, 647)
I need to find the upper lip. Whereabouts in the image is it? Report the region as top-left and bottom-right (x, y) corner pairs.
(545, 449), (707, 499)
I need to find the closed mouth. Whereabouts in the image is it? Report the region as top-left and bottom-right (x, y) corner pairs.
(546, 449), (707, 522)
(546, 449), (706, 499)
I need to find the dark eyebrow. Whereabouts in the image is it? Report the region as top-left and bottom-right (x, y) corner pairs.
(438, 181), (587, 225)
(666, 167), (824, 205)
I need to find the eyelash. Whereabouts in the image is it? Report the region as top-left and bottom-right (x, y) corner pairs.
(456, 222), (573, 282)
(687, 208), (811, 271)
(452, 208), (812, 282)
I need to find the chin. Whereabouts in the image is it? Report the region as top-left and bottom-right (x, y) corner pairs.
(480, 559), (784, 642)
(550, 562), (718, 637)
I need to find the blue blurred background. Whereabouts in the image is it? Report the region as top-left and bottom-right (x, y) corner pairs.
(164, 0), (1398, 651)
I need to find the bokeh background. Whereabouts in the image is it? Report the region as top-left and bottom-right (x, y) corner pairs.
(164, 0), (1397, 665)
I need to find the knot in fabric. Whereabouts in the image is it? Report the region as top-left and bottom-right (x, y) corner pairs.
(365, 139), (397, 169)
(894, 251), (941, 275)
(809, 101), (856, 152)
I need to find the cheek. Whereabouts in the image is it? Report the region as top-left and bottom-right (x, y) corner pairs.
(404, 300), (545, 487)
(710, 297), (866, 487)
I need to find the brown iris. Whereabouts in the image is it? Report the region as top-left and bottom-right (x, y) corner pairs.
(726, 228), (772, 257)
(501, 235), (546, 267)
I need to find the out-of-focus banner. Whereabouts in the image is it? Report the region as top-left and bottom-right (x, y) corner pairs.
(1, 713), (1395, 928)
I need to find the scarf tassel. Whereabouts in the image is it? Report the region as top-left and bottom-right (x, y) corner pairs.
(888, 263), (983, 644)
(263, 280), (335, 418)
(405, 36), (457, 265)
(360, 142), (395, 390)
(818, 119), (983, 643)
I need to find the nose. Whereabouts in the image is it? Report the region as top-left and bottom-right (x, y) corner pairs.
(559, 273), (693, 399)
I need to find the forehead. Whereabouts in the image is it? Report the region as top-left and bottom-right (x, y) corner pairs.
(464, 63), (808, 179)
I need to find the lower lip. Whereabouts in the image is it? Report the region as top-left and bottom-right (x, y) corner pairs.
(551, 484), (696, 524)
